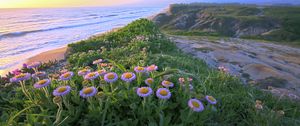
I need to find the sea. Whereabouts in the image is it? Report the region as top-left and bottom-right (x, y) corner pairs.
(0, 7), (162, 75)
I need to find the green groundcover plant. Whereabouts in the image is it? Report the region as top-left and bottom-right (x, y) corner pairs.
(0, 19), (300, 126)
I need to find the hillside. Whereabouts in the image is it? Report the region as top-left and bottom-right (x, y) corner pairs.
(151, 3), (300, 43)
(1, 19), (300, 125)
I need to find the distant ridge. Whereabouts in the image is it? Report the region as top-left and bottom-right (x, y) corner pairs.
(151, 3), (300, 42)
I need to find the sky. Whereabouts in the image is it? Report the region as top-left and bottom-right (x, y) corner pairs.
(0, 0), (299, 8)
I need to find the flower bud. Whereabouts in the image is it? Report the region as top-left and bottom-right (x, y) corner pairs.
(277, 110), (285, 116)
(97, 92), (105, 98)
(195, 93), (204, 99)
(255, 104), (263, 110)
(256, 100), (262, 105)
(82, 80), (90, 85)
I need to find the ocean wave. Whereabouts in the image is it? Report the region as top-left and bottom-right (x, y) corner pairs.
(101, 14), (118, 18)
(0, 19), (116, 40)
(86, 14), (118, 19)
(13, 18), (52, 24)
(130, 11), (147, 14)
(0, 7), (161, 73)
(0, 61), (19, 70)
(9, 47), (41, 56)
(119, 16), (140, 20)
(0, 46), (40, 58)
(86, 14), (98, 17)
(0, 40), (61, 58)
(112, 10), (130, 13)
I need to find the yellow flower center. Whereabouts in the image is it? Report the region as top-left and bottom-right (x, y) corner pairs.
(57, 87), (67, 93)
(139, 88), (149, 94)
(83, 87), (94, 94)
(137, 67), (144, 71)
(101, 63), (107, 67)
(16, 74), (26, 78)
(164, 81), (171, 85)
(81, 69), (88, 72)
(107, 73), (115, 79)
(159, 90), (168, 96)
(124, 73), (132, 79)
(38, 80), (47, 85)
(146, 79), (153, 84)
(192, 101), (200, 108)
(208, 96), (216, 102)
(63, 73), (71, 78)
(98, 70), (106, 74)
(88, 73), (96, 77)
(148, 65), (156, 70)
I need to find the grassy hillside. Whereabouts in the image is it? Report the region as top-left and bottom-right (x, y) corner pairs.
(1, 19), (300, 125)
(152, 3), (300, 43)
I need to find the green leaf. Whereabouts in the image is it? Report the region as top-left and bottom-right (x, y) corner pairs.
(7, 104), (38, 125)
(107, 59), (126, 72)
(154, 69), (179, 78)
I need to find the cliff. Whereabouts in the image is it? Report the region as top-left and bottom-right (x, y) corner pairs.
(151, 3), (300, 42)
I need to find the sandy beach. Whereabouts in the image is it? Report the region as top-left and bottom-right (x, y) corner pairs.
(26, 47), (67, 64)
(0, 47), (67, 76)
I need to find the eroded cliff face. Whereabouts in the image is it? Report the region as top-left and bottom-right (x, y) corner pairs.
(151, 4), (299, 41)
(169, 35), (300, 100)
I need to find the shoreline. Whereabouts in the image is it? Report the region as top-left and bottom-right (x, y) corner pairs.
(0, 47), (68, 76)
(0, 29), (115, 77)
(0, 27), (120, 77)
(26, 47), (67, 65)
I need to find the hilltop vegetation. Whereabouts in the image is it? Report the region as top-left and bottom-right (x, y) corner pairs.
(152, 3), (300, 43)
(1, 19), (300, 125)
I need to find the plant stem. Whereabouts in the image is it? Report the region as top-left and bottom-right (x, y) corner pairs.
(184, 109), (192, 125)
(110, 83), (114, 93)
(7, 104), (38, 125)
(42, 87), (49, 98)
(101, 98), (110, 126)
(88, 97), (95, 110)
(91, 80), (95, 86)
(142, 97), (147, 112)
(54, 102), (63, 125)
(42, 87), (51, 103)
(20, 81), (34, 103)
(150, 72), (154, 79)
(137, 73), (141, 86)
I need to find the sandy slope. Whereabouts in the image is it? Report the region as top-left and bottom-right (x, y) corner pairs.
(170, 35), (300, 99)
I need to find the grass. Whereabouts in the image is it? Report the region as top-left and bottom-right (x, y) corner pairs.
(0, 19), (300, 125)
